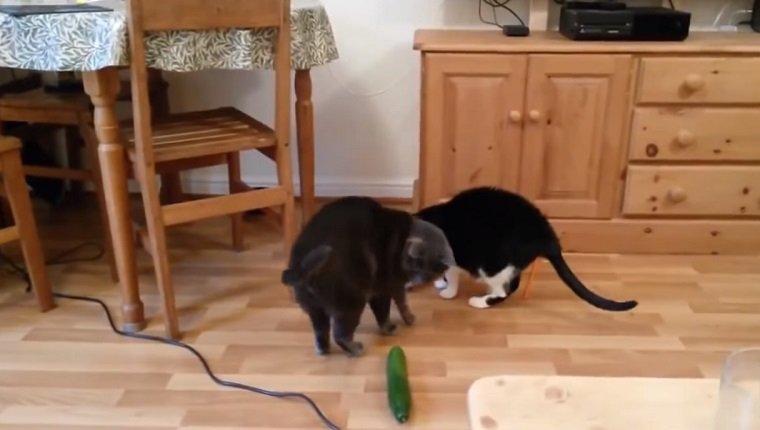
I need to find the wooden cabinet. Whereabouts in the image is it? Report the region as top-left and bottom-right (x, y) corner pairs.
(422, 54), (526, 202)
(421, 52), (631, 219)
(520, 54), (631, 219)
(414, 30), (760, 254)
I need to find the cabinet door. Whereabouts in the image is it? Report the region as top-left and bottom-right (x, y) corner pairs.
(420, 53), (527, 206)
(520, 55), (632, 219)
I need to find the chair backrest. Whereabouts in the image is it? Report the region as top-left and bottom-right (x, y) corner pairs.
(126, 0), (292, 166)
(131, 0), (286, 32)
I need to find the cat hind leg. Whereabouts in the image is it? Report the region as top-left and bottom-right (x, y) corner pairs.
(469, 265), (518, 309)
(333, 308), (365, 357)
(305, 306), (331, 355)
(369, 295), (396, 336)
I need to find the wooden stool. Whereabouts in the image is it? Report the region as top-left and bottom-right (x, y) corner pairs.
(0, 136), (54, 311)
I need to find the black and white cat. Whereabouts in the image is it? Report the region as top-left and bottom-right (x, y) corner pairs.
(282, 196), (455, 356)
(414, 186), (638, 312)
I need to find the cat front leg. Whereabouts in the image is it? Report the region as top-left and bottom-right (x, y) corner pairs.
(369, 295), (397, 336)
(469, 265), (518, 309)
(333, 308), (365, 357)
(439, 266), (460, 300)
(392, 290), (416, 326)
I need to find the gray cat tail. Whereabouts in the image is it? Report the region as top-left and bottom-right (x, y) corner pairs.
(281, 244), (333, 285)
(544, 246), (638, 312)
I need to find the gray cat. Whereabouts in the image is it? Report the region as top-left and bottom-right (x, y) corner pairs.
(281, 196), (455, 357)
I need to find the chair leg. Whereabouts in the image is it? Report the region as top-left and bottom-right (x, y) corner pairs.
(1, 149), (54, 312)
(65, 126), (84, 198)
(81, 123), (118, 282)
(281, 185), (296, 256)
(274, 145), (296, 255)
(227, 152), (245, 252)
(160, 173), (184, 204)
(0, 195), (12, 228)
(138, 166), (180, 340)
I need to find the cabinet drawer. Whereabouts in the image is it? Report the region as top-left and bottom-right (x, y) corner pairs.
(623, 166), (760, 217)
(629, 107), (760, 161)
(637, 57), (760, 104)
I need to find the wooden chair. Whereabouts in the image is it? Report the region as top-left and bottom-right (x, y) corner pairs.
(0, 69), (176, 281)
(123, 0), (296, 339)
(0, 136), (54, 312)
(52, 70), (181, 202)
(0, 86), (117, 277)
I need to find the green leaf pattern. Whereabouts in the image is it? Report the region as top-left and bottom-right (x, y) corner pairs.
(0, 5), (339, 72)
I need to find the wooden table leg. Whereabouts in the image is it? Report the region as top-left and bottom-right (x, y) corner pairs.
(82, 68), (145, 333)
(295, 69), (315, 223)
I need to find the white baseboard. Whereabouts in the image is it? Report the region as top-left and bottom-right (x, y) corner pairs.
(140, 177), (416, 199)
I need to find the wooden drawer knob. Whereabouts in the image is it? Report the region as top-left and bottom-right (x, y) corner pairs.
(667, 187), (687, 203)
(528, 110), (541, 122)
(509, 110), (522, 123)
(683, 74), (705, 92)
(675, 129), (695, 147)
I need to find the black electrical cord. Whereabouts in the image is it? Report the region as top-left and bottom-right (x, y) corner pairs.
(552, 0), (676, 9)
(479, 0), (527, 29)
(0, 242), (342, 430)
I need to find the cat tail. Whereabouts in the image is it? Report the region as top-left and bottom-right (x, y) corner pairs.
(544, 244), (638, 312)
(281, 244), (333, 285)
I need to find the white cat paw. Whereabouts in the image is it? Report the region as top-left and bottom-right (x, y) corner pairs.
(434, 278), (448, 289)
(468, 296), (491, 309)
(439, 287), (458, 300)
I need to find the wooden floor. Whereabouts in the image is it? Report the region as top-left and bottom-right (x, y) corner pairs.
(1, 197), (759, 429)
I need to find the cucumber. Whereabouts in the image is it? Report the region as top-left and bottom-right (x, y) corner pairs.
(386, 345), (412, 423)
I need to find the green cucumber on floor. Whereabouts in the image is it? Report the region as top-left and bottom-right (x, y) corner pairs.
(386, 345), (412, 423)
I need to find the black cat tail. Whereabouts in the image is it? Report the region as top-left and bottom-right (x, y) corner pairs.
(543, 245), (638, 312)
(281, 245), (333, 285)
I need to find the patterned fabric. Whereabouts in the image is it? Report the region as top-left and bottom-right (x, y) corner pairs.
(0, 0), (339, 72)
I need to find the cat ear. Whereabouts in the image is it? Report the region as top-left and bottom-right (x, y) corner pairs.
(300, 244), (332, 273)
(404, 237), (426, 259)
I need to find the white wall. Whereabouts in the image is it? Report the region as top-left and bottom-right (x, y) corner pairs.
(167, 0), (755, 199)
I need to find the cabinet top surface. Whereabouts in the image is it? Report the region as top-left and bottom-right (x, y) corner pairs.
(414, 29), (760, 54)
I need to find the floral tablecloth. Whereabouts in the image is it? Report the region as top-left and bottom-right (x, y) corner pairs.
(0, 0), (339, 72)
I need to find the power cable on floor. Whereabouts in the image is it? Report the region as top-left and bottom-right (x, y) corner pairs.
(0, 243), (342, 430)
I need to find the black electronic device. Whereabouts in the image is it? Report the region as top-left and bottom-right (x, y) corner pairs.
(752, 0), (760, 33)
(503, 25), (530, 37)
(559, 2), (691, 41)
